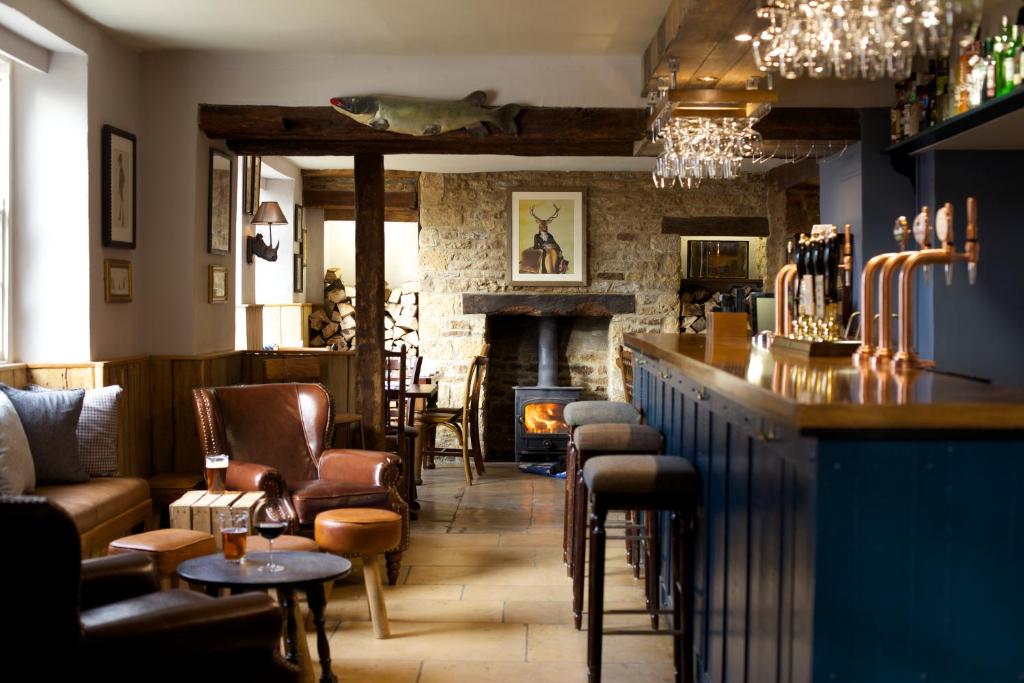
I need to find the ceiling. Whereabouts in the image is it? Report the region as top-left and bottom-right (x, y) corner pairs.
(62, 0), (672, 54)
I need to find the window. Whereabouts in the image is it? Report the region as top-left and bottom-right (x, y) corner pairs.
(0, 59), (10, 361)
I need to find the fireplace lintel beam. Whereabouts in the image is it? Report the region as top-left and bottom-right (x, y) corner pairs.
(461, 294), (635, 317)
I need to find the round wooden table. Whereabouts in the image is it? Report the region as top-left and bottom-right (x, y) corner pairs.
(178, 551), (352, 683)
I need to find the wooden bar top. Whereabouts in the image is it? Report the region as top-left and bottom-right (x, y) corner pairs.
(625, 333), (1024, 432)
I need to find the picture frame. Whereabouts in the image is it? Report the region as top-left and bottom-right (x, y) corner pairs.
(507, 188), (587, 286)
(208, 265), (228, 303)
(686, 240), (749, 280)
(242, 155), (262, 215)
(294, 204), (305, 243)
(104, 259), (132, 303)
(207, 150), (233, 255)
(293, 253), (304, 293)
(102, 125), (137, 248)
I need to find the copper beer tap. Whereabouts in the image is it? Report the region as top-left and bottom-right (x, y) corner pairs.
(853, 217), (910, 365)
(893, 198), (979, 370)
(773, 263), (798, 336)
(875, 209), (930, 364)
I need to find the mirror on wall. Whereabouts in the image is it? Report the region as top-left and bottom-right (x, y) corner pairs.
(207, 150), (233, 255)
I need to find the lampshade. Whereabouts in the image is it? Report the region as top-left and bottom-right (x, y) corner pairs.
(252, 201), (288, 225)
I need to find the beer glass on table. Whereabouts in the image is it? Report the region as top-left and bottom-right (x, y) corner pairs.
(220, 508), (249, 562)
(253, 495), (294, 573)
(205, 454), (228, 494)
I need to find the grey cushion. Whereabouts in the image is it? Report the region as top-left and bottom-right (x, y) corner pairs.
(573, 423), (663, 453)
(0, 391), (35, 494)
(564, 400), (641, 427)
(28, 384), (122, 477)
(0, 385), (88, 484)
(583, 455), (698, 495)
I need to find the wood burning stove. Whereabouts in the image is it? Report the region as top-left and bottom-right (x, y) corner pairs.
(513, 316), (580, 462)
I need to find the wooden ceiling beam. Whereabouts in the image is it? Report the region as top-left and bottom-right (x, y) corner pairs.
(662, 216), (770, 237)
(303, 190), (417, 210)
(199, 104), (646, 157)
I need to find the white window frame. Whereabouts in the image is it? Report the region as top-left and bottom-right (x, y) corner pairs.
(0, 58), (11, 361)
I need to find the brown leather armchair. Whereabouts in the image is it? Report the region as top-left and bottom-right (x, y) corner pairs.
(192, 383), (409, 583)
(3, 495), (298, 682)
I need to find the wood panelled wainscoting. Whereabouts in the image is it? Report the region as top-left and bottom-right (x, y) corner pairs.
(0, 350), (358, 477)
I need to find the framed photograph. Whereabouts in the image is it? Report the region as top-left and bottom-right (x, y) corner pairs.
(102, 125), (136, 248)
(292, 253), (304, 293)
(208, 265), (228, 303)
(508, 189), (587, 286)
(207, 150), (233, 255)
(686, 240), (749, 279)
(242, 155), (262, 215)
(104, 259), (132, 303)
(294, 204), (305, 243)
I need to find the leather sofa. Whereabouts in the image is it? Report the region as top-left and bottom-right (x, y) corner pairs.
(192, 383), (409, 583)
(37, 478), (152, 557)
(3, 495), (299, 681)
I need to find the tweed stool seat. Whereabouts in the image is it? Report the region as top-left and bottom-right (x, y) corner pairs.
(108, 529), (216, 587)
(247, 533), (319, 553)
(564, 400), (641, 427)
(573, 423), (663, 453)
(579, 454), (699, 683)
(314, 508), (403, 639)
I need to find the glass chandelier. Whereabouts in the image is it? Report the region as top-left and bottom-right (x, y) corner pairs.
(652, 115), (764, 189)
(752, 0), (954, 80)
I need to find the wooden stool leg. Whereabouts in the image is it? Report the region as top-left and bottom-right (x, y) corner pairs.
(646, 511), (661, 630)
(572, 474), (587, 630)
(681, 507), (695, 683)
(363, 555), (391, 639)
(586, 504), (608, 683)
(459, 426), (473, 486)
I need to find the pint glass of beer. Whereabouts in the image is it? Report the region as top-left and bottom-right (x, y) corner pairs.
(220, 508), (249, 562)
(205, 454), (229, 493)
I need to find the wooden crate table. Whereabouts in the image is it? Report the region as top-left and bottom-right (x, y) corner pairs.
(169, 490), (265, 548)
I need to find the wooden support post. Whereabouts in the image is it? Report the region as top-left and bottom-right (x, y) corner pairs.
(355, 153), (386, 450)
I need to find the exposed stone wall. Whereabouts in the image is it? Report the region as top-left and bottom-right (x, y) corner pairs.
(418, 171), (770, 457)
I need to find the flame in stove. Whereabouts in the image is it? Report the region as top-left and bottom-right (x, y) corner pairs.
(523, 403), (568, 434)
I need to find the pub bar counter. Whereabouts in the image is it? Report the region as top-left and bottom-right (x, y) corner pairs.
(625, 333), (1024, 683)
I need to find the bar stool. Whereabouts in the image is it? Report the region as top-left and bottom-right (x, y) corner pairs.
(107, 529), (216, 589)
(582, 455), (698, 683)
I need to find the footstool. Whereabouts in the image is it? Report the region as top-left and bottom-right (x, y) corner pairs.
(314, 508), (402, 639)
(108, 528), (215, 588)
(246, 533), (319, 553)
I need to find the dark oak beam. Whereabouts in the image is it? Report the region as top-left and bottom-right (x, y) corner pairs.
(662, 216), (769, 237)
(324, 207), (419, 223)
(354, 154), (386, 450)
(304, 190), (417, 210)
(199, 104), (646, 156)
(754, 108), (860, 142)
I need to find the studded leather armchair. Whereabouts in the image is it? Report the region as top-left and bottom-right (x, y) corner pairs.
(192, 383), (409, 583)
(2, 495), (299, 681)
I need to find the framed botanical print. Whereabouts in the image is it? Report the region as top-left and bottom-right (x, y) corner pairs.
(208, 265), (228, 303)
(294, 204), (305, 243)
(293, 253), (304, 293)
(102, 125), (136, 248)
(104, 259), (132, 303)
(242, 155), (262, 215)
(207, 150), (233, 255)
(508, 189), (587, 286)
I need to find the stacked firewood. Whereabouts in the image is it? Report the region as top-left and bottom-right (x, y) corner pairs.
(308, 268), (419, 354)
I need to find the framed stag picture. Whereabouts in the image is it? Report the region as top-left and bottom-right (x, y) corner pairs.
(207, 150), (233, 255)
(102, 125), (136, 248)
(508, 189), (587, 286)
(208, 265), (228, 303)
(104, 259), (132, 303)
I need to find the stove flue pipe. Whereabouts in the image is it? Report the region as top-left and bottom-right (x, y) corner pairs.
(537, 315), (558, 387)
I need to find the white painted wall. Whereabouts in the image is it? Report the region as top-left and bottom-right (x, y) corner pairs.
(324, 221), (419, 288)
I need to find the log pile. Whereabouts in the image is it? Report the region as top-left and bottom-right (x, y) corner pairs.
(308, 268), (420, 354)
(680, 284), (758, 334)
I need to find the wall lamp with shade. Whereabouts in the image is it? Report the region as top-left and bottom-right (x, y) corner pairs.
(247, 201), (286, 263)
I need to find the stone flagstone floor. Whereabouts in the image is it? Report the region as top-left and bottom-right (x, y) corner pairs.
(315, 463), (675, 682)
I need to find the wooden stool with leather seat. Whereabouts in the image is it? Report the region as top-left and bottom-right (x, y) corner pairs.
(108, 528), (216, 588)
(314, 508), (403, 639)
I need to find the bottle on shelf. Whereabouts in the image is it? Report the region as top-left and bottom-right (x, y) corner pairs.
(984, 37), (997, 101)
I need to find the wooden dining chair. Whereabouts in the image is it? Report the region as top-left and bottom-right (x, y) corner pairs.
(616, 345), (635, 403)
(419, 344), (489, 485)
(384, 345), (416, 506)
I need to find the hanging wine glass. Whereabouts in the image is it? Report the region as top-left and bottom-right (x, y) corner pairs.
(252, 494), (295, 573)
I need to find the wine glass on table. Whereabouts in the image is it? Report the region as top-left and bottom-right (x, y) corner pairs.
(253, 495), (294, 573)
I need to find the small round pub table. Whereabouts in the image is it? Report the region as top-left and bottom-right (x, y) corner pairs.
(177, 551), (351, 683)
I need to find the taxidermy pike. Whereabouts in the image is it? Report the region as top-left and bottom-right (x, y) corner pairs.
(329, 91), (521, 137)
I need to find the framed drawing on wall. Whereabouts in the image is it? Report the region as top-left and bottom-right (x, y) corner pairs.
(293, 253), (304, 293)
(294, 204), (304, 243)
(686, 240), (749, 279)
(207, 150), (233, 255)
(507, 189), (587, 286)
(208, 265), (228, 303)
(102, 125), (136, 248)
(104, 259), (132, 303)
(242, 155), (262, 215)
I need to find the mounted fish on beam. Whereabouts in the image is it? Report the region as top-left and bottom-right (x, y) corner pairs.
(329, 91), (521, 137)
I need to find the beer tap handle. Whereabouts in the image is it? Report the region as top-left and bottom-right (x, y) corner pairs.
(966, 196), (979, 285)
(937, 202), (954, 286)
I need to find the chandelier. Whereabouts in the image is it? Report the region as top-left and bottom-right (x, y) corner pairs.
(752, 0), (954, 80)
(652, 113), (765, 189)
